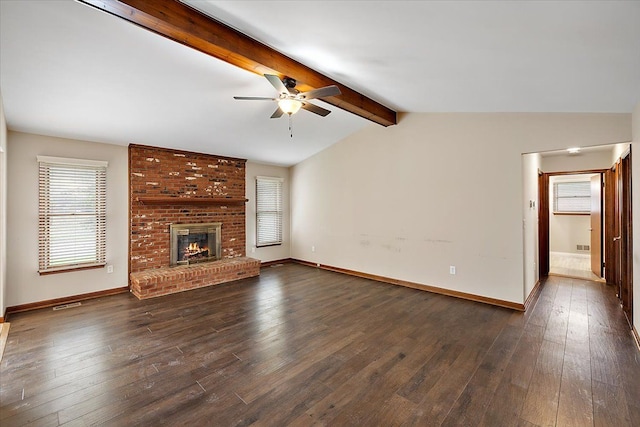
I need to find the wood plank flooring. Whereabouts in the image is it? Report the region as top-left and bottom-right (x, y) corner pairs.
(1, 263), (639, 426)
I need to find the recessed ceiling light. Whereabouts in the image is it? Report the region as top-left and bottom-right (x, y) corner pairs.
(567, 147), (581, 154)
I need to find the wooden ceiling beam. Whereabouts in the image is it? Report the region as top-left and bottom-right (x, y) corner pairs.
(77, 0), (397, 126)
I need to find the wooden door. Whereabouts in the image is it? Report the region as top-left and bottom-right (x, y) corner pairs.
(607, 151), (633, 327)
(611, 161), (622, 296)
(620, 151), (633, 326)
(590, 174), (602, 276)
(538, 172), (549, 277)
(616, 158), (624, 300)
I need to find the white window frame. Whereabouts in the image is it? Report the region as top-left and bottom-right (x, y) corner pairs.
(256, 176), (283, 247)
(38, 156), (108, 273)
(553, 180), (591, 214)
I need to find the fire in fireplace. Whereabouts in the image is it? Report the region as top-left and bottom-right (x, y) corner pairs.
(170, 223), (222, 266)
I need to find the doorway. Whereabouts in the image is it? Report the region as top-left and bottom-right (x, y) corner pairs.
(537, 146), (633, 328)
(546, 172), (605, 281)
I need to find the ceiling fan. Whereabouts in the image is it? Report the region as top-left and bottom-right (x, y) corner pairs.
(234, 74), (342, 119)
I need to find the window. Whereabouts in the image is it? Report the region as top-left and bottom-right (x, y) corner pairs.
(38, 156), (107, 273)
(256, 176), (283, 247)
(553, 181), (590, 214)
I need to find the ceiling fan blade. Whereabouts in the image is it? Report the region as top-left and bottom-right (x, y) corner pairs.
(233, 96), (275, 101)
(264, 74), (290, 95)
(298, 85), (341, 100)
(301, 102), (331, 117)
(270, 107), (284, 119)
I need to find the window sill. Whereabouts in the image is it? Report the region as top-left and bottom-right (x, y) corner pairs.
(552, 212), (590, 216)
(39, 263), (106, 275)
(256, 243), (283, 248)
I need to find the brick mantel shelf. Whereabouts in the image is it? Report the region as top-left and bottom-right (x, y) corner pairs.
(135, 196), (248, 206)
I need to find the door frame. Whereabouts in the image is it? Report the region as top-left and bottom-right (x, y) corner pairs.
(590, 174), (604, 277)
(538, 169), (607, 280)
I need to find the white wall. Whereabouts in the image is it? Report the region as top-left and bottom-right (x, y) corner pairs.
(291, 113), (631, 305)
(611, 142), (631, 165)
(7, 132), (128, 307)
(522, 152), (540, 300)
(0, 93), (7, 318)
(245, 162), (290, 262)
(548, 175), (594, 255)
(632, 102), (640, 333)
(549, 215), (591, 255)
(541, 148), (614, 173)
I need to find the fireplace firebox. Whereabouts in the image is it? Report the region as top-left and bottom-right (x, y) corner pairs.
(170, 223), (222, 266)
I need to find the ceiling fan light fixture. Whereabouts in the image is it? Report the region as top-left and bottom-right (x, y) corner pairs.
(234, 75), (339, 120)
(278, 98), (302, 115)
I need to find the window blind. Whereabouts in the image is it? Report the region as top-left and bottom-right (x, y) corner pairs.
(553, 181), (590, 213)
(38, 156), (107, 273)
(256, 176), (283, 247)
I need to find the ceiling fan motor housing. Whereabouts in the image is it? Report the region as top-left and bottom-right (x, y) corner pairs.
(283, 77), (297, 90)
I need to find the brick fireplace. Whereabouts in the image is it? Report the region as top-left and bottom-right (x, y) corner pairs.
(128, 144), (259, 299)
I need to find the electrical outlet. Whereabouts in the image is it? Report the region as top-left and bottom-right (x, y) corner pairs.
(251, 247), (255, 253)
(312, 246), (316, 252)
(107, 265), (113, 274)
(450, 266), (456, 275)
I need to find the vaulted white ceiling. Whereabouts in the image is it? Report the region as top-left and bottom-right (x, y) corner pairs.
(1, 1), (639, 166)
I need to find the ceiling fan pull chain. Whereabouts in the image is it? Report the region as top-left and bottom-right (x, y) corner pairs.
(289, 114), (294, 138)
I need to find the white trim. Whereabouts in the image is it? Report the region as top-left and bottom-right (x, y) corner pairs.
(37, 155), (108, 168)
(256, 175), (283, 182)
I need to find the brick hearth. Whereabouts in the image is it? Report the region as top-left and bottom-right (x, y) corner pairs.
(130, 257), (260, 299)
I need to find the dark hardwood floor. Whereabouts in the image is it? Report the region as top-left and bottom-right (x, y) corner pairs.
(1, 263), (639, 426)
